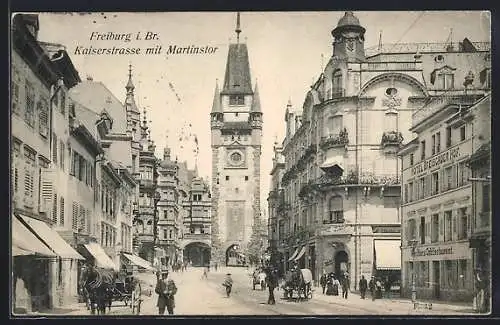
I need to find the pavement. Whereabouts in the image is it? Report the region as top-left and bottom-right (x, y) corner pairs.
(19, 266), (478, 316)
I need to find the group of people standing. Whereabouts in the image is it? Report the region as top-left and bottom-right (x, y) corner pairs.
(320, 271), (350, 299)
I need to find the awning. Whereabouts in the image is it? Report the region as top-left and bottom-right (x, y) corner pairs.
(288, 247), (300, 261)
(374, 240), (401, 270)
(123, 253), (155, 271)
(83, 243), (119, 271)
(320, 156), (344, 174)
(18, 215), (84, 260)
(294, 246), (306, 261)
(12, 216), (56, 257)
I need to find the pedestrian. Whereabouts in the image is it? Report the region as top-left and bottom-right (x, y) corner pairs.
(475, 269), (487, 313)
(266, 269), (278, 305)
(369, 276), (376, 301)
(359, 275), (368, 299)
(320, 271), (327, 295)
(341, 272), (350, 299)
(215, 262), (218, 272)
(384, 277), (392, 299)
(202, 267), (208, 280)
(222, 273), (233, 297)
(375, 278), (382, 299)
(155, 270), (178, 315)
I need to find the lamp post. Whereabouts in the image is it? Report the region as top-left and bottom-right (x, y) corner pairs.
(153, 190), (161, 270)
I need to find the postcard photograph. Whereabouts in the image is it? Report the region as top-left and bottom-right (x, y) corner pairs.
(9, 11), (491, 317)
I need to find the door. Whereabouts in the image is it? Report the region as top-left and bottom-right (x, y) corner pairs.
(433, 261), (440, 299)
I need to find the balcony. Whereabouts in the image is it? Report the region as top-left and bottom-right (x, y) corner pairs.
(312, 171), (399, 190)
(159, 238), (176, 246)
(381, 131), (404, 148)
(158, 218), (176, 226)
(320, 129), (349, 150)
(323, 211), (345, 224)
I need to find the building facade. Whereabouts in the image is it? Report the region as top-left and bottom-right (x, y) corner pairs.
(466, 95), (491, 312)
(210, 15), (263, 266)
(271, 11), (491, 293)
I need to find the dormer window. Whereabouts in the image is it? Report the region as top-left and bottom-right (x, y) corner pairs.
(229, 95), (244, 106)
(431, 66), (456, 90)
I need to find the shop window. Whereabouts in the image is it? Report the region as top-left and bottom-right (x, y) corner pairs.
(420, 261), (429, 287)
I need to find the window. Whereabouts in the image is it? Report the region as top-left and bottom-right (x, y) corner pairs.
(435, 132), (441, 153)
(60, 91), (66, 114)
(72, 202), (78, 231)
(458, 208), (468, 240)
(230, 152), (242, 164)
(163, 229), (168, 239)
(408, 219), (417, 241)
(420, 216), (426, 244)
(60, 197), (65, 226)
(59, 141), (65, 170)
(445, 126), (452, 148)
(52, 134), (58, 165)
(226, 175), (229, 181)
(25, 81), (35, 127)
(408, 181), (413, 202)
(404, 184), (409, 203)
(457, 161), (469, 187)
(482, 182), (490, 213)
(327, 115), (343, 136)
(384, 112), (397, 131)
(24, 148), (36, 206)
(420, 140), (426, 160)
(444, 211), (452, 242)
(12, 141), (21, 196)
(460, 125), (466, 141)
(432, 172), (439, 195)
(52, 193), (58, 224)
(437, 72), (454, 90)
(419, 177), (425, 200)
(12, 68), (20, 114)
(431, 214), (439, 243)
(332, 70), (343, 97)
(327, 196), (344, 223)
(431, 134), (435, 155)
(458, 259), (467, 289)
(38, 99), (49, 137)
(409, 154), (414, 166)
(164, 210), (168, 219)
(229, 95), (244, 105)
(169, 230), (173, 239)
(245, 176), (249, 181)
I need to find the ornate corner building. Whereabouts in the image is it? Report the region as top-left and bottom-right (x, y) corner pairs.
(210, 14), (263, 266)
(268, 11), (491, 298)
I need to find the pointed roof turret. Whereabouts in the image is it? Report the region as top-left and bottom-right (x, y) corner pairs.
(211, 79), (222, 113)
(221, 13), (253, 95)
(125, 63), (140, 113)
(251, 82), (261, 113)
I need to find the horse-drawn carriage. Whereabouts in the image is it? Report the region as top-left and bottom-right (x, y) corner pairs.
(281, 268), (313, 301)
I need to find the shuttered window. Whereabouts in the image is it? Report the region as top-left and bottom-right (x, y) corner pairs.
(24, 80), (35, 127)
(52, 193), (58, 224)
(59, 141), (65, 170)
(12, 141), (21, 196)
(60, 197), (65, 226)
(86, 209), (91, 233)
(39, 168), (53, 214)
(69, 149), (75, 176)
(52, 133), (58, 165)
(39, 98), (49, 138)
(79, 204), (85, 232)
(72, 202), (78, 231)
(23, 149), (36, 207)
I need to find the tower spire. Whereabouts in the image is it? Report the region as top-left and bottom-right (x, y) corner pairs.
(378, 30), (383, 50)
(235, 12), (242, 43)
(126, 62), (135, 92)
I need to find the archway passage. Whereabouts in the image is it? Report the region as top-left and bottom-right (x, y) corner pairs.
(226, 244), (246, 267)
(334, 250), (349, 277)
(184, 242), (211, 267)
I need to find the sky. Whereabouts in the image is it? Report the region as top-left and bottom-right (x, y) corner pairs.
(34, 11), (490, 207)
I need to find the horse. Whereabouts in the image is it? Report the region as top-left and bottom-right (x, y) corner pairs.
(283, 268), (313, 301)
(79, 265), (116, 315)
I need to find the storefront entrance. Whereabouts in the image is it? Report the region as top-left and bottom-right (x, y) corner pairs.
(433, 261), (440, 299)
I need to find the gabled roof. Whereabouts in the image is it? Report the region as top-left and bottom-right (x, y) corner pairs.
(221, 44), (253, 95)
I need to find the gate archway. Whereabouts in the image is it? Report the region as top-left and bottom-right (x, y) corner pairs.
(334, 250), (349, 277)
(226, 244), (245, 267)
(184, 242), (211, 267)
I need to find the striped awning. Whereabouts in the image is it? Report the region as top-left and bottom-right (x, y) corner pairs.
(294, 246), (306, 261)
(123, 253), (155, 271)
(83, 243), (119, 271)
(288, 247), (300, 261)
(12, 216), (56, 257)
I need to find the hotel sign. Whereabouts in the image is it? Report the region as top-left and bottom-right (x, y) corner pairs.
(411, 246), (453, 257)
(411, 147), (460, 176)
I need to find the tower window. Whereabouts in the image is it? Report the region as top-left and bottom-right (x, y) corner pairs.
(226, 176), (229, 181)
(245, 176), (249, 181)
(229, 95), (244, 106)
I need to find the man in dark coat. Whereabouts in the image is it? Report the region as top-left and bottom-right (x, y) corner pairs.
(359, 275), (368, 299)
(341, 272), (350, 299)
(266, 268), (278, 305)
(155, 270), (177, 315)
(369, 276), (376, 301)
(320, 271), (327, 294)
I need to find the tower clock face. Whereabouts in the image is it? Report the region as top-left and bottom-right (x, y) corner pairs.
(227, 150), (245, 167)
